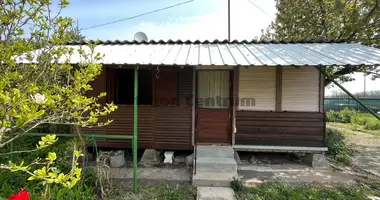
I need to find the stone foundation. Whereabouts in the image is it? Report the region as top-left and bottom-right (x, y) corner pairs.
(140, 149), (161, 167)
(302, 153), (329, 168)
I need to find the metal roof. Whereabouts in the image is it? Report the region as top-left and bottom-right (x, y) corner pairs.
(18, 40), (380, 67)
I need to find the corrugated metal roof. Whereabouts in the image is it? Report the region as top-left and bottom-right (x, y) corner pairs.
(18, 40), (380, 67)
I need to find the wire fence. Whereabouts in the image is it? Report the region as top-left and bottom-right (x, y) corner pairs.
(325, 98), (380, 113)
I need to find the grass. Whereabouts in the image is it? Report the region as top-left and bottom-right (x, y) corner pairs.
(107, 183), (196, 200)
(325, 128), (353, 164)
(234, 182), (376, 200)
(326, 108), (380, 133)
(1, 135), (196, 200)
(329, 122), (380, 136)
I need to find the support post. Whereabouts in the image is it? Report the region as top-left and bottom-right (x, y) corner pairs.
(191, 67), (196, 146)
(275, 67), (282, 111)
(133, 65), (139, 192)
(316, 67), (380, 121)
(232, 67), (237, 145)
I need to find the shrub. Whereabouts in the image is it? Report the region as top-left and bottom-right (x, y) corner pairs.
(350, 112), (380, 130)
(364, 119), (380, 130)
(325, 128), (352, 164)
(230, 177), (244, 192)
(0, 136), (97, 200)
(326, 108), (357, 123)
(326, 110), (341, 122)
(351, 114), (369, 126)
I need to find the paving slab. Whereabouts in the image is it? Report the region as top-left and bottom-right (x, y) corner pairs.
(108, 167), (191, 182)
(197, 187), (236, 200)
(238, 164), (356, 184)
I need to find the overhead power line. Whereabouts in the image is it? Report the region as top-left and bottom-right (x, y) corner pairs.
(82, 0), (195, 30)
(247, 0), (275, 20)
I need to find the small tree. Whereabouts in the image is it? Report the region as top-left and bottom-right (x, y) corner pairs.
(0, 0), (116, 196)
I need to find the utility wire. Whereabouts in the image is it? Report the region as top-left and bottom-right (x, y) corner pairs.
(82, 0), (195, 30)
(247, 0), (275, 20)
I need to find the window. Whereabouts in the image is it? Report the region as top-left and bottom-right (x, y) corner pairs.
(197, 71), (230, 109)
(112, 69), (152, 104)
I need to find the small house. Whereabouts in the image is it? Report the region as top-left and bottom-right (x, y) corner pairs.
(36, 40), (380, 152)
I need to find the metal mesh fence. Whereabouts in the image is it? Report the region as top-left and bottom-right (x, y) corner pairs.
(325, 98), (380, 113)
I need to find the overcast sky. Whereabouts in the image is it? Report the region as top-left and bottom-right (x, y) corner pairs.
(62, 0), (379, 95)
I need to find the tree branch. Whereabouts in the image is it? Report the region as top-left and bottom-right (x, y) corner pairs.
(347, 0), (380, 41)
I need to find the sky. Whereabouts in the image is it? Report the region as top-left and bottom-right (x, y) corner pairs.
(61, 0), (379, 95)
(63, 0), (276, 40)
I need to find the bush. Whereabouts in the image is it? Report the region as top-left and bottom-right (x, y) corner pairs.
(327, 108), (380, 131)
(326, 110), (341, 122)
(325, 128), (352, 164)
(350, 112), (380, 130)
(0, 136), (97, 200)
(230, 177), (244, 192)
(326, 108), (357, 123)
(364, 119), (380, 130)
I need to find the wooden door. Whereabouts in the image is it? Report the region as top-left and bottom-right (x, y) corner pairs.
(196, 71), (231, 144)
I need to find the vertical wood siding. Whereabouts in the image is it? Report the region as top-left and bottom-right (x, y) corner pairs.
(238, 67), (276, 111)
(106, 105), (155, 147)
(235, 111), (325, 147)
(81, 69), (107, 141)
(81, 66), (193, 150)
(196, 109), (231, 143)
(155, 68), (192, 149)
(282, 67), (320, 112)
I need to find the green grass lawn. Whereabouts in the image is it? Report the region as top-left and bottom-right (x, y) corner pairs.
(107, 184), (196, 200)
(329, 122), (380, 136)
(235, 182), (377, 200)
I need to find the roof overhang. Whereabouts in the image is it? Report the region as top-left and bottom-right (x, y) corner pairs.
(15, 40), (380, 67)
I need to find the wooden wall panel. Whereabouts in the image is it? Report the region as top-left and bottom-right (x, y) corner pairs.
(235, 111), (325, 147)
(81, 69), (107, 140)
(238, 67), (276, 111)
(196, 109), (230, 144)
(282, 67), (319, 112)
(82, 66), (193, 150)
(106, 105), (154, 148)
(155, 69), (178, 106)
(154, 68), (193, 150)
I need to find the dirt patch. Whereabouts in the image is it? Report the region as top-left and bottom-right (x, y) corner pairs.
(328, 124), (380, 178)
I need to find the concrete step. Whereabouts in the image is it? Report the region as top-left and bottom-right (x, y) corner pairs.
(192, 172), (239, 187)
(197, 187), (236, 200)
(196, 146), (234, 159)
(196, 157), (237, 173)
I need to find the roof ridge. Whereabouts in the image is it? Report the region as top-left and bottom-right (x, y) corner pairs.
(65, 39), (350, 45)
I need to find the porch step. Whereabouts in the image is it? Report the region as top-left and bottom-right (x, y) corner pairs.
(196, 146), (234, 159)
(193, 145), (238, 187)
(192, 172), (238, 187)
(196, 157), (237, 173)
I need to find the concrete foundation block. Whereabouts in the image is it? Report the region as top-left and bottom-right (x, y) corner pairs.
(140, 149), (161, 167)
(110, 150), (126, 168)
(186, 153), (194, 167)
(164, 151), (175, 164)
(302, 153), (329, 168)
